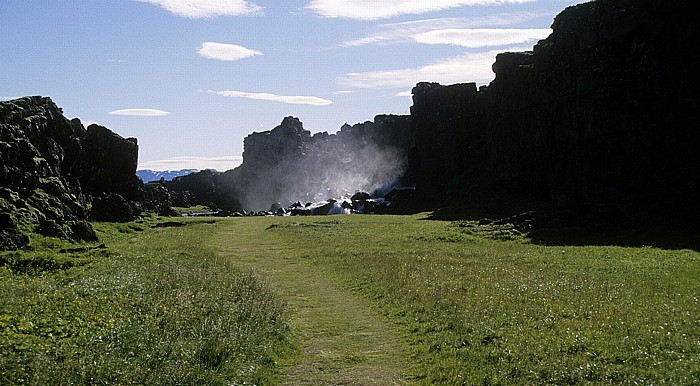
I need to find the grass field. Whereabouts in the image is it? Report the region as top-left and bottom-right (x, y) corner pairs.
(262, 215), (699, 384)
(1, 217), (294, 385)
(1, 213), (698, 384)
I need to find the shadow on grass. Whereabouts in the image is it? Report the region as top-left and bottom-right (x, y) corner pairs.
(527, 226), (700, 252)
(424, 202), (700, 252)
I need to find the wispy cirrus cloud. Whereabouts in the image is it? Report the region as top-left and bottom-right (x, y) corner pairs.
(339, 48), (520, 89)
(139, 156), (243, 171)
(109, 108), (171, 116)
(208, 90), (333, 106)
(139, 0), (262, 18)
(306, 0), (534, 20)
(197, 42), (263, 61)
(341, 12), (549, 47)
(414, 28), (551, 48)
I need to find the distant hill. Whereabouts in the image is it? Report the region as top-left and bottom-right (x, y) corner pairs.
(137, 169), (200, 183)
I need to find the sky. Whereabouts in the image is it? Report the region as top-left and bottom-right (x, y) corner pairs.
(1, 0), (585, 171)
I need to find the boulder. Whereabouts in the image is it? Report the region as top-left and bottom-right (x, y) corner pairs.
(351, 192), (371, 201)
(0, 213), (30, 251)
(70, 221), (99, 242)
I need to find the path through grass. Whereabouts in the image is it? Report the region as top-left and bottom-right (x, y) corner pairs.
(211, 217), (413, 385)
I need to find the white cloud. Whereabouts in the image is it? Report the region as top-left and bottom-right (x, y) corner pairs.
(396, 90), (413, 97)
(341, 13), (548, 47)
(109, 109), (171, 116)
(306, 0), (534, 20)
(197, 42), (263, 61)
(333, 90), (356, 95)
(139, 156), (243, 171)
(208, 90), (333, 106)
(139, 0), (262, 18)
(413, 28), (551, 48)
(339, 48), (521, 89)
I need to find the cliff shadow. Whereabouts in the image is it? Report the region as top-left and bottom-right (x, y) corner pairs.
(424, 201), (700, 252)
(527, 226), (700, 252)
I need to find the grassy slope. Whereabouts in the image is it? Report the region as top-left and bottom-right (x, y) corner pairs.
(1, 217), (294, 385)
(259, 214), (699, 385)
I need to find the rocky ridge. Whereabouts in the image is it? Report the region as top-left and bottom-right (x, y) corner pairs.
(3, 0), (698, 248)
(148, 0), (699, 227)
(151, 114), (412, 212)
(1, 96), (143, 250)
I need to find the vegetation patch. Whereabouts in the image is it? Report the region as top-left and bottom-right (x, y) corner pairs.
(0, 251), (95, 275)
(174, 205), (215, 214)
(0, 218), (294, 385)
(266, 219), (344, 230)
(450, 220), (527, 242)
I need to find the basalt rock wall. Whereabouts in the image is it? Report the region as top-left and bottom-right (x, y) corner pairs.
(1, 96), (143, 249)
(409, 0), (700, 226)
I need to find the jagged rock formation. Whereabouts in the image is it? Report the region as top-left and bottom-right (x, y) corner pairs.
(156, 0), (699, 227)
(409, 0), (699, 227)
(230, 115), (412, 210)
(1, 96), (143, 250)
(5, 0), (695, 237)
(155, 115), (412, 212)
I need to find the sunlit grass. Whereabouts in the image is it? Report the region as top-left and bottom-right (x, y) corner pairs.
(3, 213), (698, 384)
(0, 217), (294, 385)
(266, 214), (700, 384)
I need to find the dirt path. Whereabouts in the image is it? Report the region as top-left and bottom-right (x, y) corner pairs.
(211, 218), (412, 385)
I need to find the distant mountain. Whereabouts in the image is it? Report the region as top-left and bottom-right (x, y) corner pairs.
(137, 169), (200, 183)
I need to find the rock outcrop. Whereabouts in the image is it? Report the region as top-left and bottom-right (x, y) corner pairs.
(5, 0), (695, 236)
(154, 114), (413, 212)
(229, 114), (412, 210)
(1, 96), (143, 249)
(409, 0), (699, 227)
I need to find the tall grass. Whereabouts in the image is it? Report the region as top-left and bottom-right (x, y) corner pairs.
(267, 214), (700, 384)
(1, 218), (294, 385)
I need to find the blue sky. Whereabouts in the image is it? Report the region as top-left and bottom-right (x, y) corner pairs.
(1, 0), (584, 171)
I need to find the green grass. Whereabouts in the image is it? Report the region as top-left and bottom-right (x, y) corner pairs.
(0, 217), (294, 385)
(174, 205), (215, 214)
(263, 214), (700, 385)
(2, 213), (698, 385)
(210, 217), (412, 384)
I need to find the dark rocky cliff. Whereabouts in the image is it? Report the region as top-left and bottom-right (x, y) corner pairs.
(409, 0), (699, 227)
(5, 0), (695, 238)
(160, 0), (699, 225)
(1, 96), (143, 250)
